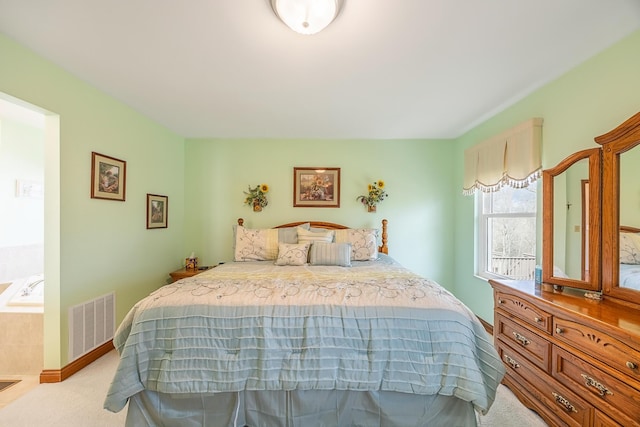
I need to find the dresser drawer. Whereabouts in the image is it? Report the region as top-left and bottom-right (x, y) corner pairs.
(495, 290), (552, 334)
(553, 316), (640, 383)
(593, 410), (627, 427)
(496, 340), (547, 388)
(496, 314), (551, 373)
(538, 376), (594, 427)
(553, 345), (640, 424)
(498, 340), (592, 427)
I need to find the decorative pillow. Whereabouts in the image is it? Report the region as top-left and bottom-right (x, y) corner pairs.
(620, 232), (640, 264)
(232, 223), (310, 252)
(335, 228), (379, 261)
(296, 227), (335, 244)
(274, 242), (311, 266)
(234, 226), (279, 261)
(309, 242), (352, 267)
(278, 223), (310, 243)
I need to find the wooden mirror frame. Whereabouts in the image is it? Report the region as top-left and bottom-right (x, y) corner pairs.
(596, 112), (640, 308)
(542, 147), (601, 291)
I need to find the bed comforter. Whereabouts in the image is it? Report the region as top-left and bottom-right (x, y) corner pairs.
(620, 263), (640, 291)
(104, 255), (505, 415)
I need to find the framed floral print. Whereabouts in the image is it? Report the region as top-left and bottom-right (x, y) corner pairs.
(146, 194), (168, 229)
(293, 167), (340, 207)
(91, 152), (126, 201)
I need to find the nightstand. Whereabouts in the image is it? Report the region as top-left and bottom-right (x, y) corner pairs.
(169, 266), (214, 282)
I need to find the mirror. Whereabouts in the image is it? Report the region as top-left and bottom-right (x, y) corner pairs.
(542, 148), (601, 291)
(598, 112), (640, 306)
(619, 149), (640, 290)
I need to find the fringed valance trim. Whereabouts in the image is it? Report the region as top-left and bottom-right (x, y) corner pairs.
(462, 118), (543, 196)
(462, 169), (541, 195)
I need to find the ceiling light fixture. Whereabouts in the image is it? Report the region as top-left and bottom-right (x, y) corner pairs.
(270, 0), (344, 35)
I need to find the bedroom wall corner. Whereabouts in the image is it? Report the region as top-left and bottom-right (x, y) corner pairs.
(183, 138), (457, 290)
(452, 29), (640, 325)
(0, 34), (187, 367)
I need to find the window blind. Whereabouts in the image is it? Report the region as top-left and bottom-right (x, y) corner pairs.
(463, 118), (543, 195)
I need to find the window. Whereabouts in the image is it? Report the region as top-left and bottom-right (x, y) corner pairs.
(476, 184), (537, 280)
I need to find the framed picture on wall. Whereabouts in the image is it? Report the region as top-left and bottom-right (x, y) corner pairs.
(90, 152), (126, 201)
(293, 167), (340, 207)
(146, 194), (168, 229)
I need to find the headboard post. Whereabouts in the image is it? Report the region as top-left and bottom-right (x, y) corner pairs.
(380, 219), (388, 254)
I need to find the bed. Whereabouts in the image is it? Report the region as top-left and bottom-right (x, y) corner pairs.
(104, 219), (505, 426)
(620, 225), (640, 291)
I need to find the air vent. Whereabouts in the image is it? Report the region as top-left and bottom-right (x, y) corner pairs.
(68, 293), (115, 361)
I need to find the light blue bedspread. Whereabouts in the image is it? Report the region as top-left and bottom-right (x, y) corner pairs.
(104, 256), (505, 415)
(620, 263), (640, 290)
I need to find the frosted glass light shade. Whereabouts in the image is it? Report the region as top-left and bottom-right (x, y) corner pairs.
(271, 0), (343, 35)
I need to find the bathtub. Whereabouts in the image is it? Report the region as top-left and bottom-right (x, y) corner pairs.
(0, 274), (44, 313)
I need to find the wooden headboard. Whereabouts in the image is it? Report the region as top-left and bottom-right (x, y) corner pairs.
(621, 225), (640, 233)
(237, 218), (389, 255)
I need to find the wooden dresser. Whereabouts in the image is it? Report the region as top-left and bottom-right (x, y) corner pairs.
(490, 279), (640, 426)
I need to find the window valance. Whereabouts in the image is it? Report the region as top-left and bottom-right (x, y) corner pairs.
(463, 118), (543, 195)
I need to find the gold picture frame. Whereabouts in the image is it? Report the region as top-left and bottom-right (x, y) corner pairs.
(293, 167), (340, 207)
(91, 152), (126, 201)
(146, 194), (168, 229)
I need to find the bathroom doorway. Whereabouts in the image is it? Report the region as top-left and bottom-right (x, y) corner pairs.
(0, 96), (48, 406)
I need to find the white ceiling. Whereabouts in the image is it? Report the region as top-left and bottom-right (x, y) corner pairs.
(1, 0), (639, 139)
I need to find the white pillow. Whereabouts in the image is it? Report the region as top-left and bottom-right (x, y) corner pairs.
(309, 242), (352, 267)
(334, 228), (379, 261)
(296, 227), (335, 244)
(234, 226), (279, 261)
(275, 243), (311, 266)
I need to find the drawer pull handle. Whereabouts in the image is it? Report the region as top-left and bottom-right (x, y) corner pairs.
(555, 327), (563, 334)
(503, 355), (520, 369)
(533, 317), (541, 323)
(552, 392), (578, 413)
(627, 361), (638, 370)
(581, 374), (612, 397)
(513, 332), (530, 346)
(498, 299), (504, 304)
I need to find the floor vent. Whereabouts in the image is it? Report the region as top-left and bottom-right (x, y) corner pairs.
(68, 293), (115, 361)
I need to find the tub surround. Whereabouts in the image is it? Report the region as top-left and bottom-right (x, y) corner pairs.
(0, 312), (43, 375)
(0, 273), (44, 376)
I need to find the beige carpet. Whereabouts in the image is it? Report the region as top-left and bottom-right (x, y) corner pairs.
(0, 350), (546, 426)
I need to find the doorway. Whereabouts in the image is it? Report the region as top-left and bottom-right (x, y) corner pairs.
(0, 94), (59, 406)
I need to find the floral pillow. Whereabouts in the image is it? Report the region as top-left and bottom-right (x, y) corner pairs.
(232, 223), (309, 253)
(275, 242), (311, 266)
(334, 228), (379, 261)
(234, 226), (279, 261)
(620, 232), (640, 264)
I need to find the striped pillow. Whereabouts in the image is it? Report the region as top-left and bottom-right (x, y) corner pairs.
(296, 227), (335, 244)
(309, 242), (352, 267)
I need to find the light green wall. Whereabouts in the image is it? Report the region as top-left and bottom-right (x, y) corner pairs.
(184, 138), (456, 286)
(0, 34), (186, 367)
(620, 148), (640, 228)
(453, 29), (640, 323)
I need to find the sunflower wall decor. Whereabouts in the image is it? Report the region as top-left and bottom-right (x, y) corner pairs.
(244, 184), (269, 212)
